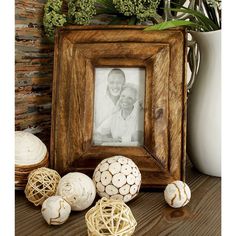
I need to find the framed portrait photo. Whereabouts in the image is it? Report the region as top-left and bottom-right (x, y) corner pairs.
(51, 26), (187, 188)
(93, 67), (145, 147)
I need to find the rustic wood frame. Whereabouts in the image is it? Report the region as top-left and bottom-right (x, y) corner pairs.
(51, 26), (187, 188)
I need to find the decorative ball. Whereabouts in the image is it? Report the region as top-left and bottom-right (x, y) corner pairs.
(25, 167), (61, 206)
(164, 180), (191, 208)
(57, 172), (96, 211)
(85, 197), (137, 236)
(15, 131), (47, 165)
(15, 131), (49, 190)
(41, 196), (71, 225)
(93, 156), (141, 203)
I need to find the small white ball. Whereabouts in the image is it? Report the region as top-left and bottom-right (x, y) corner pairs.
(57, 172), (96, 211)
(93, 156), (141, 203)
(41, 196), (71, 225)
(164, 180), (191, 208)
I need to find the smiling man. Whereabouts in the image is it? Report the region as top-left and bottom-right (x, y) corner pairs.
(94, 68), (126, 129)
(94, 84), (144, 146)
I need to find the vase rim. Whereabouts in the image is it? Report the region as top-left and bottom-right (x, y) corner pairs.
(189, 29), (221, 35)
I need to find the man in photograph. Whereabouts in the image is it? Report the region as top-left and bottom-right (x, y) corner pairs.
(94, 84), (144, 146)
(94, 68), (126, 129)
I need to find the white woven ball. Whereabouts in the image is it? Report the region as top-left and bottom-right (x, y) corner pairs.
(164, 180), (191, 208)
(93, 156), (141, 203)
(57, 172), (96, 211)
(41, 196), (71, 225)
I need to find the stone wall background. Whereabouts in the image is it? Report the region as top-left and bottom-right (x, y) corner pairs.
(15, 0), (54, 148)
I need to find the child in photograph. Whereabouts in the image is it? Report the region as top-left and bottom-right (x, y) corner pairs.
(94, 84), (144, 145)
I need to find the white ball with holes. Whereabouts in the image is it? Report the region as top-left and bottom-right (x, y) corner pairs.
(57, 172), (96, 211)
(164, 180), (191, 208)
(93, 156), (141, 203)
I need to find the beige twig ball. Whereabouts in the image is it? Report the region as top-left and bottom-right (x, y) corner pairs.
(57, 172), (96, 211)
(41, 196), (71, 225)
(85, 197), (137, 236)
(25, 167), (61, 206)
(164, 180), (191, 208)
(93, 156), (141, 203)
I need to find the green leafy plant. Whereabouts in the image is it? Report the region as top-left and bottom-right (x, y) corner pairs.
(95, 0), (162, 25)
(145, 19), (202, 31)
(145, 0), (221, 32)
(43, 0), (222, 42)
(43, 0), (162, 41)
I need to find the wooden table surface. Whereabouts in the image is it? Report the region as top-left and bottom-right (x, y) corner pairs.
(15, 163), (221, 236)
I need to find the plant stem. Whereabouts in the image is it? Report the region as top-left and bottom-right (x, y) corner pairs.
(128, 16), (137, 25)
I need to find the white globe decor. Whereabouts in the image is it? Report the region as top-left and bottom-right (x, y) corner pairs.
(164, 180), (191, 208)
(93, 156), (141, 203)
(41, 196), (71, 225)
(15, 131), (49, 189)
(15, 131), (47, 165)
(57, 172), (96, 211)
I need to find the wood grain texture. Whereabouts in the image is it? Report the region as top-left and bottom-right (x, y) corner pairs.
(15, 0), (53, 147)
(15, 163), (221, 236)
(51, 26), (187, 188)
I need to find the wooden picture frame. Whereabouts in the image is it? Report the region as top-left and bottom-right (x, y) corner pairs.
(51, 26), (187, 188)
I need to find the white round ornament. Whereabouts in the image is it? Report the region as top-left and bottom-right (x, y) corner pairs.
(41, 196), (71, 225)
(15, 131), (47, 165)
(15, 131), (49, 190)
(57, 172), (96, 211)
(93, 156), (141, 203)
(164, 180), (191, 208)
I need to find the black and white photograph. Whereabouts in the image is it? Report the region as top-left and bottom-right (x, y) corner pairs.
(93, 67), (145, 146)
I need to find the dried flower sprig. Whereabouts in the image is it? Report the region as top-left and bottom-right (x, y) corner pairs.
(43, 0), (67, 41)
(112, 0), (161, 22)
(67, 0), (96, 25)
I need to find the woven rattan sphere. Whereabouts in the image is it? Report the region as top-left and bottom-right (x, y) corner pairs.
(25, 167), (61, 206)
(85, 197), (137, 236)
(93, 156), (141, 203)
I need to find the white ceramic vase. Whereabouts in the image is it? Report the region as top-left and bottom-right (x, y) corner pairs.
(187, 30), (221, 177)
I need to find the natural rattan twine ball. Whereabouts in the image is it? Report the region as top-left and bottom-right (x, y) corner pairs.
(25, 167), (61, 206)
(85, 197), (137, 236)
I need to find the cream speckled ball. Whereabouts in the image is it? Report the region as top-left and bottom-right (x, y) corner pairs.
(41, 196), (71, 225)
(93, 156), (141, 203)
(164, 180), (191, 208)
(57, 172), (96, 211)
